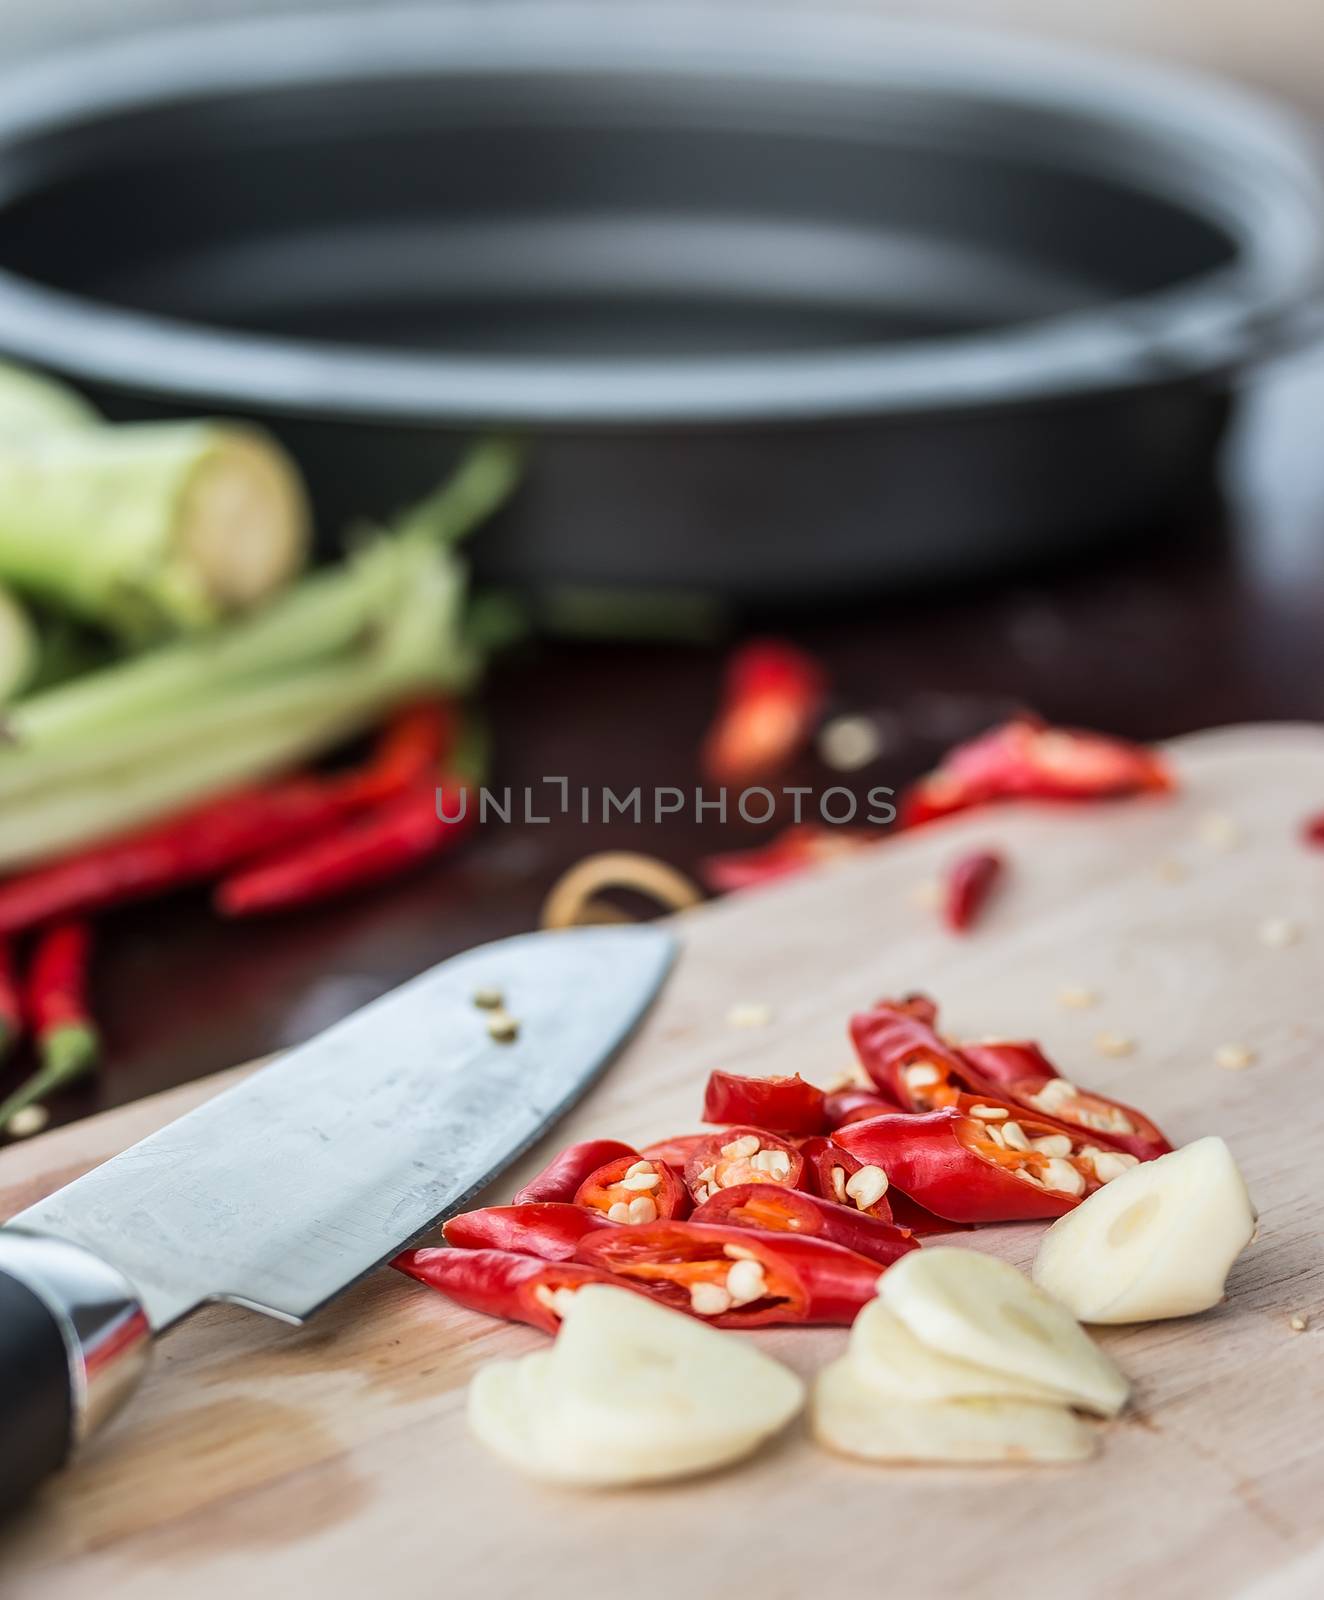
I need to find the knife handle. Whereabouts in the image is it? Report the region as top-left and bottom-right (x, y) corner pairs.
(0, 1230), (151, 1510)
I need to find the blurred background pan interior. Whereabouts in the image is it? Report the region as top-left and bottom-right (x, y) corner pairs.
(0, 5), (1318, 598)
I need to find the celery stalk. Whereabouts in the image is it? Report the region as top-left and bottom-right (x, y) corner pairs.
(0, 421), (310, 641)
(0, 583), (36, 703)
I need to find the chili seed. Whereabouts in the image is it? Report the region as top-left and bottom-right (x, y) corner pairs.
(904, 1062), (941, 1088)
(721, 1135), (761, 1160)
(725, 1259), (767, 1305)
(818, 714), (883, 772)
(726, 1001), (773, 1029)
(621, 1172), (661, 1191)
(1057, 985), (1098, 1010)
(1197, 811), (1242, 851)
(487, 1013), (520, 1044)
(844, 1165), (889, 1209)
(722, 1244), (759, 1261)
(1041, 1157), (1086, 1196)
(690, 1282), (733, 1316)
(829, 1166), (848, 1203)
(1289, 1314), (1309, 1333)
(1214, 1043), (1255, 1071)
(624, 1160), (655, 1178)
(751, 1149), (791, 1178)
(1259, 917), (1300, 948)
(1000, 1121), (1031, 1151)
(627, 1196), (659, 1224)
(472, 986), (505, 1010)
(1093, 1031), (1134, 1058)
(969, 1103), (1008, 1121)
(1031, 1134), (1073, 1158)
(1090, 1150), (1139, 1183)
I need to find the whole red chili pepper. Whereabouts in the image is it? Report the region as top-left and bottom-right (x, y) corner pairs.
(700, 639), (826, 786)
(577, 1220), (883, 1327)
(575, 1153), (690, 1224)
(393, 1247), (640, 1334)
(0, 920), (100, 1132)
(215, 775), (474, 916)
(638, 1132), (707, 1168)
(823, 1086), (901, 1125)
(0, 937), (20, 1062)
(944, 849), (1005, 932)
(798, 1136), (968, 1235)
(685, 1125), (805, 1205)
(834, 1105), (1107, 1223)
(903, 715), (1174, 827)
(0, 777), (385, 937)
(691, 1183), (917, 1269)
(352, 700), (457, 803)
(700, 824), (876, 894)
(511, 1138), (639, 1206)
(443, 1203), (615, 1262)
(701, 1069), (828, 1136)
(957, 1040), (1172, 1160)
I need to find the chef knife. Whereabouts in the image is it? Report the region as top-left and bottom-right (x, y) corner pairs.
(0, 923), (675, 1508)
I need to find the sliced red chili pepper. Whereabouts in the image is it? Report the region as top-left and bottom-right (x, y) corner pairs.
(577, 1220), (881, 1327)
(903, 715), (1174, 827)
(798, 1135), (967, 1235)
(575, 1154), (690, 1224)
(684, 1125), (805, 1204)
(944, 849), (1005, 932)
(834, 1104), (1121, 1222)
(958, 1040), (1172, 1160)
(392, 1247), (640, 1334)
(701, 1069), (828, 1135)
(850, 996), (971, 1111)
(690, 1183), (916, 1269)
(701, 639), (827, 785)
(1303, 813), (1324, 847)
(511, 1138), (638, 1205)
(700, 824), (876, 893)
(823, 1086), (901, 1125)
(442, 1203), (614, 1261)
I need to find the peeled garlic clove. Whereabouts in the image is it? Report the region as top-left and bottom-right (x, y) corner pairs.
(878, 1247), (1128, 1417)
(850, 1299), (1068, 1405)
(1032, 1136), (1256, 1324)
(473, 1285), (804, 1486)
(813, 1357), (1095, 1464)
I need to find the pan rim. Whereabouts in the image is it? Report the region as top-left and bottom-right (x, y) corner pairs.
(0, 5), (1318, 427)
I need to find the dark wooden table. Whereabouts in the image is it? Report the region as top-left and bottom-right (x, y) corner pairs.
(19, 348), (1324, 1126)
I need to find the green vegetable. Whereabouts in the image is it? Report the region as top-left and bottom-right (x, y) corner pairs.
(0, 583), (37, 702)
(0, 438), (522, 869)
(0, 360), (97, 433)
(0, 420), (311, 641)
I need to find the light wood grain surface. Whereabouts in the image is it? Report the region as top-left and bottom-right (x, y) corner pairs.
(2, 724), (1323, 1600)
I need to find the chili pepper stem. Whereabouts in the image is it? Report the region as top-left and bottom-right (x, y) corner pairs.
(0, 1022), (99, 1130)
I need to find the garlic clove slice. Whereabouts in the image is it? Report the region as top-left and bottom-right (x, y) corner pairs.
(850, 1299), (1069, 1405)
(813, 1357), (1096, 1464)
(878, 1247), (1128, 1417)
(1032, 1136), (1256, 1324)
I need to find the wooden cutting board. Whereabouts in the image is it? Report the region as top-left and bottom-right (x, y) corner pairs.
(3, 724), (1323, 1600)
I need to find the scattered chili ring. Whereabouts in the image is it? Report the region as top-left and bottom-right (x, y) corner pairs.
(684, 1125), (805, 1205)
(944, 849), (1005, 932)
(575, 1154), (690, 1224)
(511, 1138), (638, 1206)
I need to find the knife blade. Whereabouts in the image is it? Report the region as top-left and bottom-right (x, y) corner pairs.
(0, 923), (674, 1508)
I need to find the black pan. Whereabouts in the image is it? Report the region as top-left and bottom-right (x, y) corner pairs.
(0, 7), (1318, 598)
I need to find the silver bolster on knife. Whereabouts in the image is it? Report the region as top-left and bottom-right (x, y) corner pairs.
(0, 1230), (152, 1444)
